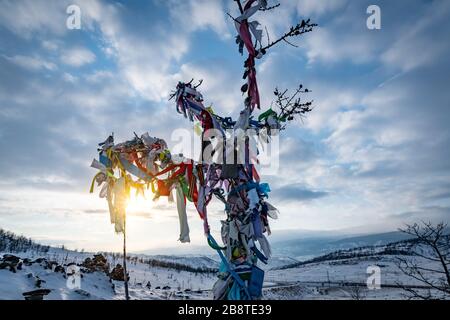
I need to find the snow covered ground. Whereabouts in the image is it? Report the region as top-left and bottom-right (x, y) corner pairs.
(263, 241), (448, 300)
(263, 256), (433, 300)
(0, 249), (115, 300)
(0, 249), (218, 300)
(0, 238), (448, 300)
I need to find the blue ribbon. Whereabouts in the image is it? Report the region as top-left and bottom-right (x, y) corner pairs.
(207, 234), (251, 300)
(118, 156), (153, 182)
(251, 246), (268, 264)
(229, 181), (271, 198)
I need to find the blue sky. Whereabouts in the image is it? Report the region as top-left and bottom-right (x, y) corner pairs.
(0, 0), (449, 252)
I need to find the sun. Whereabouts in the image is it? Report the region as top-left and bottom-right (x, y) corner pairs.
(126, 189), (154, 216)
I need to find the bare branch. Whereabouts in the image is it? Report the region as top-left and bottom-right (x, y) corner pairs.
(234, 0), (244, 14)
(413, 251), (443, 263)
(397, 222), (450, 299)
(414, 266), (446, 274)
(270, 85), (313, 129)
(261, 19), (317, 52)
(226, 12), (240, 24)
(194, 79), (203, 89)
(282, 38), (299, 48)
(259, 3), (280, 11)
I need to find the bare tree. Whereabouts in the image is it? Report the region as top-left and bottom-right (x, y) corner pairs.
(396, 222), (450, 300)
(348, 285), (366, 300)
(273, 85), (313, 129)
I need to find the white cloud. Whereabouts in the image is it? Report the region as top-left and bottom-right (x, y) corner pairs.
(169, 0), (230, 38)
(3, 55), (57, 71)
(300, 0), (450, 72)
(66, 0), (235, 104)
(41, 40), (59, 51)
(116, 33), (190, 101)
(296, 0), (348, 17)
(1, 0), (449, 238)
(0, 0), (68, 37)
(84, 70), (113, 83)
(381, 1), (450, 72)
(62, 72), (77, 83)
(176, 61), (243, 114)
(252, 1), (298, 45)
(304, 26), (376, 65)
(61, 47), (96, 67)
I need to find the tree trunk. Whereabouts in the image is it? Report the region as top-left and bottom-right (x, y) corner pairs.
(123, 223), (130, 300)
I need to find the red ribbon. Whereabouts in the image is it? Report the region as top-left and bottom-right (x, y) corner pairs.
(238, 3), (261, 111)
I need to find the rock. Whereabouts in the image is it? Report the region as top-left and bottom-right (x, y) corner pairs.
(0, 262), (9, 270)
(82, 254), (109, 274)
(74, 289), (91, 297)
(23, 258), (32, 266)
(2, 254), (20, 264)
(54, 265), (65, 273)
(32, 258), (51, 269)
(22, 289), (51, 301)
(33, 258), (46, 264)
(162, 286), (171, 290)
(0, 254), (20, 273)
(43, 260), (57, 270)
(35, 277), (46, 288)
(93, 254), (107, 264)
(0, 262), (16, 273)
(109, 264), (128, 281)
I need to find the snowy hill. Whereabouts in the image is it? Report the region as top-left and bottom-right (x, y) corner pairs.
(271, 231), (416, 260)
(263, 237), (449, 300)
(276, 237), (416, 270)
(0, 228), (51, 255)
(1, 228), (448, 300)
(0, 228), (218, 300)
(0, 248), (218, 300)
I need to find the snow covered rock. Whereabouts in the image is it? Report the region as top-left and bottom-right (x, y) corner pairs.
(22, 289), (51, 300)
(0, 254), (22, 273)
(81, 254), (109, 274)
(110, 264), (127, 281)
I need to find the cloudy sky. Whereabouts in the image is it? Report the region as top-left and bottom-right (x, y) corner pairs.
(0, 0), (449, 252)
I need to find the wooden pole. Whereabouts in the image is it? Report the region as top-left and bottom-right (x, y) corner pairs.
(123, 220), (130, 300)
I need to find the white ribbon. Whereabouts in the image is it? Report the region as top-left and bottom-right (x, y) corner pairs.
(234, 0), (267, 45)
(176, 183), (190, 243)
